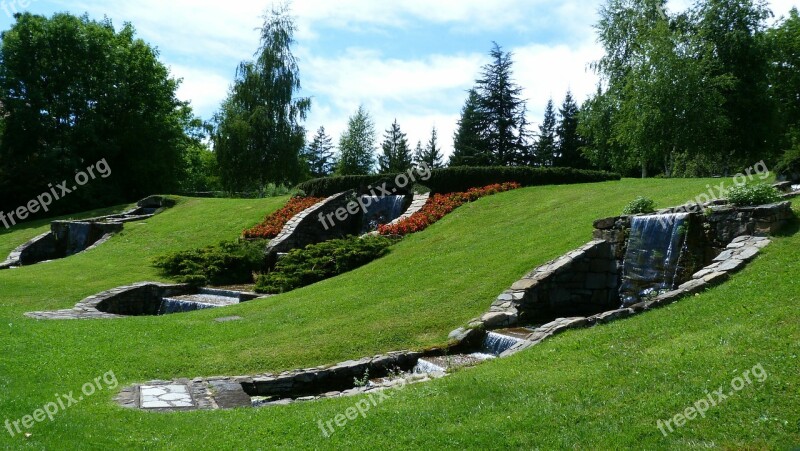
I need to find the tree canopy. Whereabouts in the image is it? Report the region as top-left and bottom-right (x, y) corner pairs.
(337, 106), (376, 176)
(0, 12), (189, 214)
(212, 4), (310, 192)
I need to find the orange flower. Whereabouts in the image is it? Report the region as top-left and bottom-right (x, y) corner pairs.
(243, 197), (325, 239)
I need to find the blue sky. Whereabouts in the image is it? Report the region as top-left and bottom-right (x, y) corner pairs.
(0, 0), (796, 157)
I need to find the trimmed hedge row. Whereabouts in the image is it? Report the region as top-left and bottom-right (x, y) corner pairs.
(296, 166), (621, 197)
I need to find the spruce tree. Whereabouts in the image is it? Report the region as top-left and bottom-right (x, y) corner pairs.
(337, 106), (376, 175)
(418, 127), (444, 169)
(301, 126), (336, 178)
(536, 99), (557, 167)
(413, 140), (425, 167)
(555, 91), (588, 168)
(450, 89), (490, 166)
(475, 43), (529, 166)
(378, 119), (413, 173)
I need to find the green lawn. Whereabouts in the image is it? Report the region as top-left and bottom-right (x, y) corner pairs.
(0, 181), (797, 450)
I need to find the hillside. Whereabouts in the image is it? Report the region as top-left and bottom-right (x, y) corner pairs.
(0, 180), (797, 449)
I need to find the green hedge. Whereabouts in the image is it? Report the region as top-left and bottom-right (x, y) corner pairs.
(296, 166), (621, 197)
(153, 240), (268, 286)
(255, 236), (394, 294)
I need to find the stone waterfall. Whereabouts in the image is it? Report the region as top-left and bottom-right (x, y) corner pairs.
(619, 213), (689, 305)
(360, 195), (407, 232)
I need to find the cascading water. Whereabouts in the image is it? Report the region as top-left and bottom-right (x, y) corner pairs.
(158, 292), (240, 315)
(412, 358), (446, 374)
(619, 213), (689, 305)
(158, 298), (218, 315)
(481, 332), (525, 355)
(65, 223), (94, 256)
(360, 195), (407, 232)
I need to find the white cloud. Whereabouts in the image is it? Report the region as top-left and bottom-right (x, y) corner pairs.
(40, 0), (795, 161)
(169, 65), (232, 117)
(513, 43), (604, 122)
(300, 49), (486, 159)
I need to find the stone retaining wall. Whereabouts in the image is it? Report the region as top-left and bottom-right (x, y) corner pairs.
(265, 192), (359, 261)
(25, 282), (191, 320)
(1, 196), (174, 269)
(479, 240), (619, 329)
(460, 235), (774, 358)
(116, 349), (437, 411)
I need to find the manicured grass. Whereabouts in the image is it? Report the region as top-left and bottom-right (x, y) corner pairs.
(0, 181), (797, 449)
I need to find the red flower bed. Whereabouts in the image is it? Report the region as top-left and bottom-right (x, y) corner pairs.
(243, 196), (325, 239)
(378, 182), (521, 236)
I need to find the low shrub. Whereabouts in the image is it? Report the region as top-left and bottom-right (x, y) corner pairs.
(296, 167), (621, 197)
(153, 240), (268, 286)
(726, 183), (782, 207)
(378, 182), (520, 236)
(255, 236), (394, 294)
(622, 196), (656, 215)
(775, 141), (800, 183)
(243, 196), (325, 239)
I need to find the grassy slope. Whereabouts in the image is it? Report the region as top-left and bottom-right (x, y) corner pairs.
(0, 182), (797, 449)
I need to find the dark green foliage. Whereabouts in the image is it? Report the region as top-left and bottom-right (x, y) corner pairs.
(180, 118), (221, 192)
(0, 12), (187, 215)
(768, 8), (800, 157)
(378, 120), (413, 173)
(537, 99), (558, 167)
(476, 43), (531, 166)
(337, 106), (376, 175)
(416, 127), (444, 169)
(300, 126), (337, 179)
(212, 4), (310, 191)
(451, 89), (492, 167)
(622, 196), (656, 215)
(726, 183), (782, 207)
(555, 91), (589, 169)
(451, 43), (533, 167)
(297, 167), (622, 197)
(153, 240), (268, 286)
(585, 0), (778, 177)
(255, 236), (394, 293)
(775, 138), (800, 181)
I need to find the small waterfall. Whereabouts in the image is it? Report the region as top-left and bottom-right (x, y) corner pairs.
(792, 184), (800, 192)
(361, 195), (407, 232)
(158, 298), (217, 315)
(481, 332), (525, 356)
(412, 358), (446, 374)
(65, 223), (94, 256)
(619, 213), (689, 305)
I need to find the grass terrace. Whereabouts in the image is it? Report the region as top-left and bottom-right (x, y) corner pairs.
(0, 179), (797, 449)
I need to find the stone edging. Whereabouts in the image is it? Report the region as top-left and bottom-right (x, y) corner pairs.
(452, 235), (772, 358)
(25, 282), (189, 320)
(116, 350), (439, 411)
(266, 192), (350, 254)
(386, 192), (429, 227)
(1, 196), (173, 269)
(0, 232), (52, 269)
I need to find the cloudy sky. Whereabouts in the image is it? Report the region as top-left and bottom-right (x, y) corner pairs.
(0, 0), (796, 157)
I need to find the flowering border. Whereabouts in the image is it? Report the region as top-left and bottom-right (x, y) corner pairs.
(243, 196), (325, 239)
(378, 182), (521, 236)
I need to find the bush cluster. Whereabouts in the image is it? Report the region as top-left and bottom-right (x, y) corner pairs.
(153, 240), (268, 286)
(378, 183), (521, 236)
(775, 143), (800, 182)
(622, 196), (657, 215)
(726, 183), (782, 207)
(296, 167), (621, 197)
(255, 236), (394, 294)
(243, 196), (325, 239)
